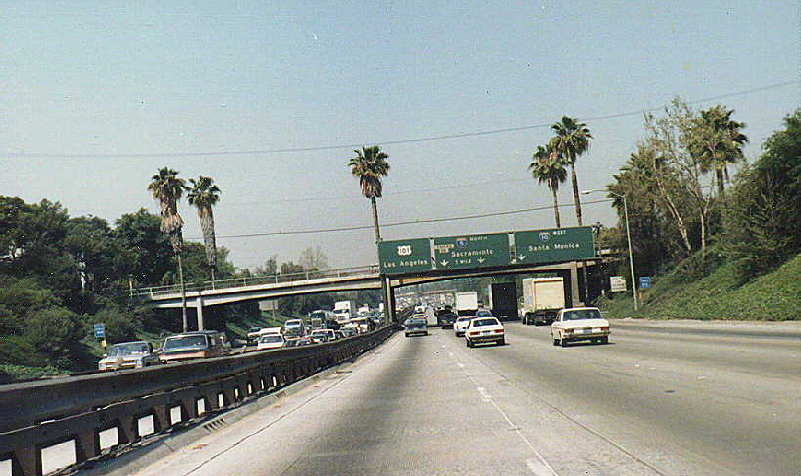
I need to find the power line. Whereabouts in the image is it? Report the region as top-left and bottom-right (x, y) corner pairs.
(4, 80), (794, 160)
(199, 198), (613, 240)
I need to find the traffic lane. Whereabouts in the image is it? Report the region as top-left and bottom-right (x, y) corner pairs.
(136, 331), (545, 475)
(516, 320), (801, 379)
(610, 319), (801, 341)
(463, 323), (801, 475)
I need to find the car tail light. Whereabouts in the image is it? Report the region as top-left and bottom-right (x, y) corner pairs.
(468, 331), (480, 336)
(494, 329), (504, 334)
(563, 328), (573, 334)
(600, 327), (609, 331)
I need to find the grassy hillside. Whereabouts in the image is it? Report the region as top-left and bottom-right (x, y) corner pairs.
(599, 252), (801, 321)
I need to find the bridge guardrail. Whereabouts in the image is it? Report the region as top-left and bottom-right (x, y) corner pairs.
(0, 326), (394, 476)
(130, 265), (380, 299)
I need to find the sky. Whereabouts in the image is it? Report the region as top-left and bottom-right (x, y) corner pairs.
(1, 1), (798, 273)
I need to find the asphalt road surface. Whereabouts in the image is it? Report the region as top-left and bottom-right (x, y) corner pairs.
(136, 321), (801, 476)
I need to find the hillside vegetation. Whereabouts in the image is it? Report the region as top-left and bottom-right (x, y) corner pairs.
(599, 251), (801, 321)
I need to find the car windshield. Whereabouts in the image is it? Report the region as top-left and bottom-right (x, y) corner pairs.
(456, 317), (474, 322)
(285, 320), (301, 327)
(476, 310), (493, 317)
(248, 327), (261, 333)
(406, 320), (426, 327)
(108, 343), (149, 356)
(259, 335), (283, 343)
(164, 335), (208, 351)
(472, 318), (499, 327)
(562, 309), (603, 321)
(312, 330), (331, 336)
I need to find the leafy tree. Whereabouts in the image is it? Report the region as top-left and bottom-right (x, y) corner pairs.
(25, 306), (85, 369)
(187, 176), (222, 280)
(529, 144), (567, 228)
(113, 209), (173, 286)
(550, 116), (592, 226)
(348, 145), (390, 246)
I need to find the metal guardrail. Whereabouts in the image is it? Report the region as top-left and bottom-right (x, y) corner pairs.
(0, 327), (395, 476)
(129, 265), (380, 299)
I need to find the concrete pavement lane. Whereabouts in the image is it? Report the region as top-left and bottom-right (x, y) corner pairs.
(134, 321), (800, 475)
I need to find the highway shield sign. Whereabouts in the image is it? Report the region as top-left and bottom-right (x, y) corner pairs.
(378, 238), (432, 275)
(514, 226), (595, 264)
(433, 233), (510, 270)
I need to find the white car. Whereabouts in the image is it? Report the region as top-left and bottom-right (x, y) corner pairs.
(465, 317), (505, 347)
(257, 334), (285, 350)
(551, 307), (610, 348)
(453, 316), (475, 337)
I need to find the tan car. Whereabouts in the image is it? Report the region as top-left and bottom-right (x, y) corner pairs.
(551, 307), (610, 348)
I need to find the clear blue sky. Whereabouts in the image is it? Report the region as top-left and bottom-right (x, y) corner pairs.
(2, 1), (798, 271)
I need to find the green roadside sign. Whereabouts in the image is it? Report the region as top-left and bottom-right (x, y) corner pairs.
(433, 233), (510, 270)
(514, 226), (595, 264)
(378, 238), (432, 275)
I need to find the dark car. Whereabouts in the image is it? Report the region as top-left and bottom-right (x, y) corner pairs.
(523, 309), (559, 326)
(404, 318), (428, 337)
(437, 311), (458, 328)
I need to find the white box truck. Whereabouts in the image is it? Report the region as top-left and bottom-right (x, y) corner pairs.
(455, 292), (479, 316)
(333, 300), (356, 323)
(521, 277), (565, 326)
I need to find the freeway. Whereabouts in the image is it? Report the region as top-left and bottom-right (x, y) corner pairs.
(133, 320), (801, 475)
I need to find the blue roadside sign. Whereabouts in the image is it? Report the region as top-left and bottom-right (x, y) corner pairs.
(93, 323), (106, 339)
(639, 277), (652, 289)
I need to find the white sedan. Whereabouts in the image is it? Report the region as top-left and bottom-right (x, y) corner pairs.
(256, 334), (285, 350)
(551, 307), (610, 348)
(453, 316), (475, 337)
(464, 317), (505, 347)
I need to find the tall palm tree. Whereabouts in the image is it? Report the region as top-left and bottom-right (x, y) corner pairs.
(187, 176), (222, 281)
(530, 144), (568, 228)
(147, 167), (188, 331)
(687, 105), (748, 197)
(348, 145), (390, 245)
(550, 116), (592, 226)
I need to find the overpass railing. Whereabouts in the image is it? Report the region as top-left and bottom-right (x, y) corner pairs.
(0, 326), (394, 476)
(130, 264), (380, 299)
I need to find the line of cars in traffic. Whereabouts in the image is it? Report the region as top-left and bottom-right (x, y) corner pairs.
(98, 316), (373, 372)
(404, 305), (611, 349)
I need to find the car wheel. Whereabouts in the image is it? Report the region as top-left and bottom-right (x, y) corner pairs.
(552, 338), (559, 346)
(600, 336), (609, 344)
(497, 338), (505, 346)
(404, 333), (409, 337)
(560, 338), (569, 348)
(466, 339), (472, 348)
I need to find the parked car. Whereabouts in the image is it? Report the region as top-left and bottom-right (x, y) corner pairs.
(404, 318), (428, 337)
(465, 317), (505, 347)
(256, 333), (285, 350)
(98, 341), (160, 371)
(551, 307), (610, 348)
(453, 316), (476, 337)
(310, 328), (337, 343)
(160, 330), (228, 362)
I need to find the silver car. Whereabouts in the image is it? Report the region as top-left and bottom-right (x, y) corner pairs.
(98, 341), (160, 371)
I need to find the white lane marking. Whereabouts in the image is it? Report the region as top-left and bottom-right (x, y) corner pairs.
(527, 457), (556, 476)
(457, 362), (465, 368)
(476, 386), (492, 402)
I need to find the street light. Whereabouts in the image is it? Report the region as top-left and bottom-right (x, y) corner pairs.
(582, 189), (639, 311)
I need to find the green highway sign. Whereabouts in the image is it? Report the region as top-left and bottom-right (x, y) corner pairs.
(433, 233), (510, 270)
(378, 238), (432, 275)
(514, 226), (595, 264)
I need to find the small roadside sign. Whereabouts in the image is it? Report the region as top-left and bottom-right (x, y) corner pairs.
(639, 276), (652, 289)
(610, 276), (627, 293)
(93, 323), (106, 339)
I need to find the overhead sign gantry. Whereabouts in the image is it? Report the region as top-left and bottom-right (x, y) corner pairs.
(377, 226), (595, 275)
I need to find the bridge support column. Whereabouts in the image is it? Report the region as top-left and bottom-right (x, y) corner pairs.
(196, 294), (204, 331)
(570, 261), (582, 307)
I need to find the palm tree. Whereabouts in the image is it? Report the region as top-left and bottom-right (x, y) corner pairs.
(348, 145), (390, 245)
(147, 167), (188, 331)
(550, 116), (592, 226)
(530, 144), (568, 228)
(187, 176), (222, 282)
(687, 105), (748, 197)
